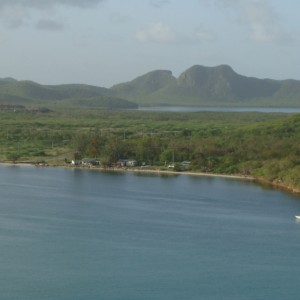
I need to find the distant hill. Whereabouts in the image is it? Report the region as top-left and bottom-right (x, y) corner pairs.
(111, 65), (300, 107)
(48, 84), (112, 99)
(111, 70), (176, 100)
(2, 65), (300, 108)
(0, 80), (137, 109)
(0, 77), (18, 85)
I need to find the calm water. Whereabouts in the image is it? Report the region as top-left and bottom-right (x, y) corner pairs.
(1, 165), (300, 300)
(138, 106), (300, 113)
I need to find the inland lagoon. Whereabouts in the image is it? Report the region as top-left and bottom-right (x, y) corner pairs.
(1, 165), (300, 299)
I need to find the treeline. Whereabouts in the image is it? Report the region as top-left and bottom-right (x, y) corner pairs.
(1, 109), (300, 190)
(70, 113), (300, 188)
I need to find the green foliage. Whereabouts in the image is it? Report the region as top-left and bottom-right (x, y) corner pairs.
(2, 108), (300, 190)
(6, 152), (20, 162)
(60, 96), (138, 109)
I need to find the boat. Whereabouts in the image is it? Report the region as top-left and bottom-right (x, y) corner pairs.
(295, 216), (300, 220)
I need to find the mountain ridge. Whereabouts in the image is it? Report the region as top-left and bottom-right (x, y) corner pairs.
(111, 64), (298, 106)
(0, 79), (137, 109)
(2, 65), (300, 107)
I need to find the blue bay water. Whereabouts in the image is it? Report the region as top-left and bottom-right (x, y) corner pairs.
(1, 165), (300, 299)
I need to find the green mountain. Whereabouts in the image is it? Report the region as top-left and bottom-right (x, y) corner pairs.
(48, 84), (112, 99)
(2, 65), (300, 108)
(111, 70), (176, 100)
(0, 80), (137, 109)
(0, 81), (66, 102)
(111, 65), (300, 106)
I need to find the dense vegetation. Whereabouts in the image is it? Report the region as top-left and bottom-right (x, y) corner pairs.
(1, 108), (300, 191)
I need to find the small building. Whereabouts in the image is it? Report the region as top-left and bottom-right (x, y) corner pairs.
(126, 160), (137, 167)
(71, 160), (81, 166)
(81, 158), (99, 167)
(117, 159), (138, 167)
(117, 159), (128, 167)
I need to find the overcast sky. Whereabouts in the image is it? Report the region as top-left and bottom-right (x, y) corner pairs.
(0, 0), (299, 87)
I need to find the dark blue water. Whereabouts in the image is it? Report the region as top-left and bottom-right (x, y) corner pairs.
(1, 165), (300, 299)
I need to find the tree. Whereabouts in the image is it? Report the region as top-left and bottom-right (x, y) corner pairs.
(105, 135), (125, 164)
(135, 136), (162, 164)
(86, 136), (105, 158)
(71, 133), (90, 160)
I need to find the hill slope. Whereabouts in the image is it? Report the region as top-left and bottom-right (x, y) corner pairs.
(111, 70), (176, 100)
(0, 80), (137, 109)
(2, 65), (300, 108)
(111, 65), (300, 106)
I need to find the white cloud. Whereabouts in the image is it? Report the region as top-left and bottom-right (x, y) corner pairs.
(136, 22), (176, 43)
(212, 0), (288, 42)
(239, 0), (283, 41)
(136, 22), (215, 44)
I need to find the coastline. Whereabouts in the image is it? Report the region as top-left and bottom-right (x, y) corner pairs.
(0, 160), (253, 181)
(116, 167), (254, 180)
(0, 160), (255, 181)
(1, 160), (300, 195)
(253, 177), (300, 195)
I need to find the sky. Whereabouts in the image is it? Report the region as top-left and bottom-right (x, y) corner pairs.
(0, 0), (300, 87)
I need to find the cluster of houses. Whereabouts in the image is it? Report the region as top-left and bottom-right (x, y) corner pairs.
(117, 159), (138, 167)
(71, 158), (190, 169)
(71, 158), (139, 168)
(71, 158), (99, 167)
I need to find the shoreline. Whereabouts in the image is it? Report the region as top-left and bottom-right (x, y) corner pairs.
(1, 161), (300, 195)
(0, 160), (253, 181)
(0, 160), (255, 181)
(115, 167), (254, 180)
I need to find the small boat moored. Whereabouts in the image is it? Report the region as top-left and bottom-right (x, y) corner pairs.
(295, 216), (300, 220)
